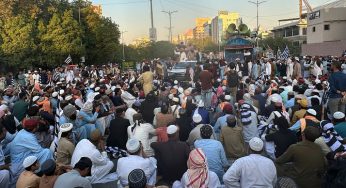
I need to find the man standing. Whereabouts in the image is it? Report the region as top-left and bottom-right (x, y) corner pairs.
(199, 64), (214, 109)
(292, 57), (302, 80)
(223, 137), (277, 188)
(275, 126), (327, 188)
(327, 61), (346, 115)
(151, 125), (190, 185)
(226, 63), (239, 103)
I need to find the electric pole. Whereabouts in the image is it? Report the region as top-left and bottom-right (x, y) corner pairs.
(149, 0), (157, 41)
(121, 31), (128, 61)
(162, 10), (178, 43)
(248, 0), (266, 47)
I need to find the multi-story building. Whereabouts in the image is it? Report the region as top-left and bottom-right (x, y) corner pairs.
(203, 21), (212, 38)
(193, 17), (211, 39)
(218, 11), (240, 33)
(302, 0), (346, 56)
(211, 11), (241, 44)
(271, 19), (307, 46)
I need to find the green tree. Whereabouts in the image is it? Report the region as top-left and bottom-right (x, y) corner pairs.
(81, 4), (120, 65)
(41, 10), (83, 65)
(151, 41), (175, 59)
(0, 0), (121, 69)
(0, 15), (37, 68)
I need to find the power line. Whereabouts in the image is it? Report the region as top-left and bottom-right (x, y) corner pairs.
(166, 0), (213, 16)
(248, 0), (267, 47)
(248, 0), (267, 32)
(162, 10), (178, 43)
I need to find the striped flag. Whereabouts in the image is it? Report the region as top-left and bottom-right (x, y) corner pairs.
(280, 45), (290, 60)
(64, 54), (72, 64)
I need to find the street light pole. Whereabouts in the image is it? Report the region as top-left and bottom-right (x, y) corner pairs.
(121, 31), (128, 61)
(248, 0), (267, 47)
(162, 10), (178, 43)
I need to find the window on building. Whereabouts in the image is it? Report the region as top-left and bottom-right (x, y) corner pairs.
(324, 24), (330, 30)
(293, 27), (299, 36)
(303, 28), (307, 35)
(312, 27), (316, 32)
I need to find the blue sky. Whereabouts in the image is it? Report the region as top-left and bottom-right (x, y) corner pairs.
(90, 0), (333, 43)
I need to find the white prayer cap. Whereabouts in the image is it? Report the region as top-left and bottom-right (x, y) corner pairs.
(32, 96), (40, 102)
(65, 95), (73, 101)
(333, 112), (345, 120)
(249, 137), (263, 152)
(198, 100), (205, 108)
(167, 125), (178, 135)
(295, 57), (299, 61)
(193, 114), (202, 123)
(172, 97), (179, 103)
(52, 92), (58, 98)
(95, 87), (100, 92)
(56, 82), (62, 85)
(271, 95), (280, 103)
(23, 156), (37, 168)
(315, 79), (321, 84)
(168, 94), (174, 100)
(59, 90), (64, 95)
(60, 123), (73, 133)
(105, 89), (112, 95)
(224, 95), (231, 101)
(126, 138), (141, 153)
(174, 80), (178, 85)
(99, 78), (105, 82)
(0, 104), (8, 111)
(307, 109), (317, 116)
(90, 84), (95, 89)
(283, 76), (287, 80)
(111, 86), (116, 91)
(178, 87), (184, 94)
(217, 78), (221, 82)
